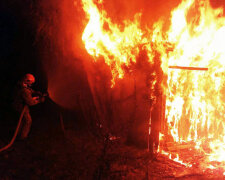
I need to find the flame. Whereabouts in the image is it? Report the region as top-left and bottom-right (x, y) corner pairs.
(81, 0), (225, 172)
(158, 149), (192, 167)
(164, 0), (225, 166)
(81, 0), (167, 86)
(81, 0), (151, 85)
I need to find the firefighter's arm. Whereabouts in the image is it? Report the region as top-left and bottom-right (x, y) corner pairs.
(32, 91), (41, 96)
(22, 88), (42, 106)
(35, 91), (48, 103)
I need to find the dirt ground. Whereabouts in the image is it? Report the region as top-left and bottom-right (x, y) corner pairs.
(0, 107), (224, 180)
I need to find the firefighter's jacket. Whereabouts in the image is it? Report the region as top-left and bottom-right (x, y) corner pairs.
(13, 84), (41, 112)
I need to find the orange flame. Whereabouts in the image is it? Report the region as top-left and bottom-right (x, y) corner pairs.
(164, 0), (225, 165)
(81, 0), (168, 86)
(81, 0), (225, 171)
(81, 0), (151, 85)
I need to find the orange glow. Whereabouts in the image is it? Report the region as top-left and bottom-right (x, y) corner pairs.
(81, 0), (169, 86)
(82, 0), (150, 85)
(164, 0), (225, 168)
(81, 0), (225, 172)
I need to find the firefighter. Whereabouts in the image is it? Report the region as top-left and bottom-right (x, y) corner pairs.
(13, 73), (46, 139)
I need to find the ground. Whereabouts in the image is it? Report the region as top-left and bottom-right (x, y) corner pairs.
(0, 107), (224, 179)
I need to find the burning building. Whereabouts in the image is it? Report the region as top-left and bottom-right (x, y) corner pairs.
(1, 0), (225, 178)
(35, 0), (225, 177)
(80, 0), (225, 175)
(75, 0), (225, 170)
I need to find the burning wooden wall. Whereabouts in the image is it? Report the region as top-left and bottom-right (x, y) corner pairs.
(36, 0), (225, 173)
(35, 0), (170, 147)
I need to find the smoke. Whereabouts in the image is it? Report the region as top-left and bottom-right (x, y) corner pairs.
(35, 0), (88, 109)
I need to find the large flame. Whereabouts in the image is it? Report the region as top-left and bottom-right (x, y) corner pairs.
(82, 0), (148, 85)
(81, 0), (225, 171)
(164, 0), (225, 164)
(81, 0), (167, 86)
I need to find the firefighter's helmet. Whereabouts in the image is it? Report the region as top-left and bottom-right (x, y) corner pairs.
(23, 73), (35, 86)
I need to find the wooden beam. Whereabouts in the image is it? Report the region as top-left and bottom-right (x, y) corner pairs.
(169, 66), (208, 71)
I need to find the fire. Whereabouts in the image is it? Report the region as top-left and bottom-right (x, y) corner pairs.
(81, 0), (167, 86)
(81, 0), (150, 85)
(164, 0), (225, 166)
(81, 0), (225, 172)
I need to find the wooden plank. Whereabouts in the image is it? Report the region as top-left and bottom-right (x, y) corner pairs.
(169, 66), (208, 71)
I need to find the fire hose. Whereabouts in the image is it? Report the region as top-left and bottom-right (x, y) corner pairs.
(0, 107), (66, 153)
(0, 105), (27, 153)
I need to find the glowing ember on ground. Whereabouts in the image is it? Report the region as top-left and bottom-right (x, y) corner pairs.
(81, 0), (225, 172)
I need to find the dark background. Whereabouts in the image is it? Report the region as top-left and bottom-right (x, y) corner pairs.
(0, 0), (47, 105)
